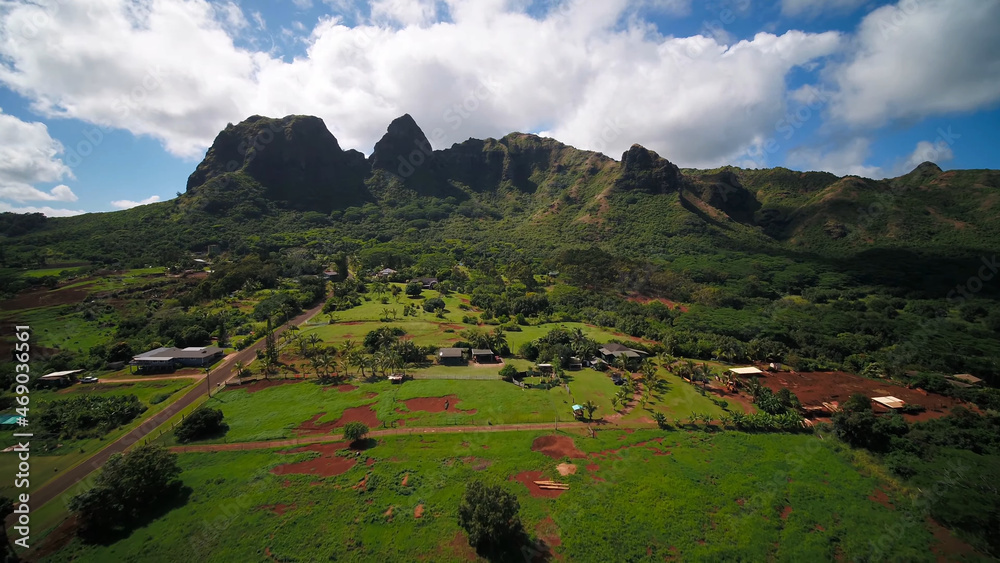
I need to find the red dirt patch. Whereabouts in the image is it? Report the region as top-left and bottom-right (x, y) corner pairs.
(384, 506), (394, 519)
(512, 471), (566, 498)
(242, 379), (301, 393)
(401, 395), (476, 414)
(402, 473), (409, 486)
(531, 435), (586, 459)
(259, 503), (297, 515)
(366, 457), (376, 467)
(759, 370), (969, 422)
(414, 504), (425, 518)
(586, 463), (600, 472)
(0, 285), (91, 311)
(271, 442), (355, 477)
(868, 488), (894, 510)
(363, 392), (378, 398)
(295, 405), (382, 435)
(780, 506), (793, 520)
(336, 384), (358, 392)
(927, 517), (981, 561)
(461, 456), (493, 471)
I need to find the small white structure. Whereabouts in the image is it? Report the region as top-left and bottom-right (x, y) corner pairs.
(728, 366), (764, 377)
(871, 396), (905, 410)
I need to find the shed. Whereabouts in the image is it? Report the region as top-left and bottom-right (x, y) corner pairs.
(437, 347), (467, 366)
(472, 349), (498, 364)
(949, 374), (983, 386)
(537, 363), (554, 374)
(38, 369), (83, 385)
(728, 366), (764, 377)
(568, 357), (583, 370)
(389, 374), (404, 384)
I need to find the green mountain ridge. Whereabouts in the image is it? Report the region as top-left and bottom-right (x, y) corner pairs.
(2, 113), (999, 272)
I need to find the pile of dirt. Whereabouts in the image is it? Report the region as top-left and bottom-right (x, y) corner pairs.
(556, 463), (577, 476)
(335, 384), (358, 392)
(271, 442), (355, 477)
(399, 395), (476, 414)
(414, 504), (424, 518)
(512, 471), (566, 498)
(531, 435), (586, 459)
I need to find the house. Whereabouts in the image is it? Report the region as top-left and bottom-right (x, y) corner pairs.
(727, 366), (764, 377)
(376, 268), (397, 278)
(472, 348), (498, 364)
(322, 268), (339, 279)
(38, 369), (83, 387)
(568, 357), (583, 370)
(130, 346), (224, 373)
(948, 373), (983, 387)
(537, 363), (554, 375)
(437, 347), (467, 366)
(598, 343), (647, 365)
(871, 396), (905, 412)
(412, 277), (439, 290)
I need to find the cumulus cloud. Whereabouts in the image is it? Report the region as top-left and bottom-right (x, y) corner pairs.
(110, 195), (162, 209)
(0, 109), (77, 203)
(0, 201), (84, 217)
(786, 137), (885, 178)
(0, 0), (843, 168)
(827, 0), (1000, 127)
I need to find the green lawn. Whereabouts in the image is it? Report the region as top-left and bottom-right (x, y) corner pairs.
(41, 430), (938, 562)
(0, 380), (197, 497)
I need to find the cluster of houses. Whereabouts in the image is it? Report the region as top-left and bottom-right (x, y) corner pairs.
(437, 347), (500, 365)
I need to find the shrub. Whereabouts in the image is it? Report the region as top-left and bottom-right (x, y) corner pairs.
(498, 364), (518, 381)
(176, 407), (228, 443)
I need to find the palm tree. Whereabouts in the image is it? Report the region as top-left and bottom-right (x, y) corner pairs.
(306, 334), (322, 357)
(233, 360), (248, 383)
(582, 400), (598, 421)
(611, 395), (621, 412)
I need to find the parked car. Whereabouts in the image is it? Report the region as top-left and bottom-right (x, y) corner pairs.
(611, 375), (624, 385)
(80, 376), (99, 384)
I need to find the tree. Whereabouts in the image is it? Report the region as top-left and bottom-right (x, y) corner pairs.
(264, 319), (279, 366)
(457, 481), (524, 549)
(0, 496), (16, 562)
(405, 281), (423, 297)
(583, 400), (598, 421)
(176, 407), (228, 442)
(342, 421), (369, 444)
(651, 412), (668, 429)
(69, 445), (184, 541)
(233, 360), (248, 382)
(498, 364), (518, 381)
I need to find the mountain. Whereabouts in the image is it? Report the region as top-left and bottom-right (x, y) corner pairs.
(4, 113), (1000, 273)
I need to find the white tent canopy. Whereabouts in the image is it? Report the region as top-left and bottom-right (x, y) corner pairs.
(729, 366), (764, 376)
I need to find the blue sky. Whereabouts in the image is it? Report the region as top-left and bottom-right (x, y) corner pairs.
(0, 0), (997, 215)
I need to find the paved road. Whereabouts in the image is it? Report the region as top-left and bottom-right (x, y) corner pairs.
(24, 299), (328, 513)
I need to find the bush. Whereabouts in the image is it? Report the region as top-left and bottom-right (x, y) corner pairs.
(40, 395), (147, 439)
(405, 281), (423, 297)
(498, 364), (518, 381)
(175, 407), (228, 443)
(150, 393), (172, 405)
(423, 297), (445, 312)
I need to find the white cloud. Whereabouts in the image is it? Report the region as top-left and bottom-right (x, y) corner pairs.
(110, 195), (162, 209)
(781, 0), (867, 18)
(902, 140), (954, 170)
(215, 1), (248, 32)
(0, 109), (77, 202)
(292, 0), (314, 10)
(0, 202), (84, 217)
(786, 137), (884, 178)
(0, 0), (840, 168)
(828, 0), (1000, 127)
(369, 0), (438, 26)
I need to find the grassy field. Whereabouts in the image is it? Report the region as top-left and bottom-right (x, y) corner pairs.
(0, 379), (197, 497)
(42, 429), (938, 562)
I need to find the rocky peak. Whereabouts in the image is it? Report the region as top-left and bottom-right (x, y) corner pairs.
(370, 114), (434, 176)
(615, 144), (684, 194)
